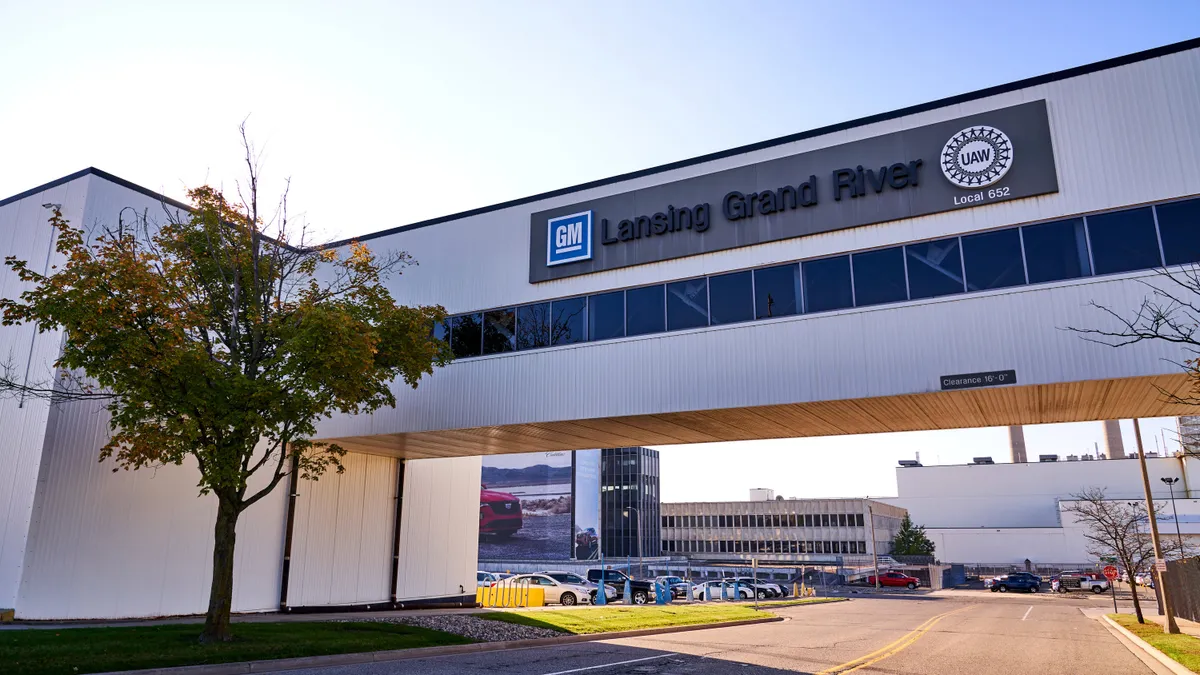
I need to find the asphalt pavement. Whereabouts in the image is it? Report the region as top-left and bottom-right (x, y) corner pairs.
(270, 592), (1166, 675)
(479, 514), (572, 560)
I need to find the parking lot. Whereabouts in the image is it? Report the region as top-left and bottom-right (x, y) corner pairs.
(275, 591), (1165, 675)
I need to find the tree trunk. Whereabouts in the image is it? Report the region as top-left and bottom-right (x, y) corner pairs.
(201, 495), (240, 643)
(1127, 569), (1144, 623)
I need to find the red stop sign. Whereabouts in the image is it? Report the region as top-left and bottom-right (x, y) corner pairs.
(1103, 565), (1119, 581)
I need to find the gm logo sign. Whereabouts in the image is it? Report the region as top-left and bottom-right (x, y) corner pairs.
(547, 211), (592, 266)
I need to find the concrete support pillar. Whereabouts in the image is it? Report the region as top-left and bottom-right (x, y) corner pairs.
(1008, 426), (1027, 463)
(1103, 420), (1125, 459)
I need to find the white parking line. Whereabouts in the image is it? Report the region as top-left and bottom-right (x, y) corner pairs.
(1022, 605), (1033, 621)
(540, 653), (677, 675)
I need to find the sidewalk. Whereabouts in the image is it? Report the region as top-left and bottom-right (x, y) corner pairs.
(1084, 606), (1200, 639)
(0, 606), (486, 630)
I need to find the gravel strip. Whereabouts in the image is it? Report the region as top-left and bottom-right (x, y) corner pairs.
(346, 614), (564, 642)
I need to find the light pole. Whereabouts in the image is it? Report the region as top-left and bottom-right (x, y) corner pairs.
(1161, 477), (1185, 554)
(623, 507), (643, 577)
(1134, 418), (1179, 633)
(868, 505), (880, 590)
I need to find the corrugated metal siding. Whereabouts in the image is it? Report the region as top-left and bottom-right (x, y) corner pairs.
(320, 269), (1195, 439)
(0, 177), (89, 609)
(310, 47), (1200, 440)
(394, 457), (479, 601)
(287, 452), (396, 607)
(15, 395), (286, 619)
(355, 48), (1200, 314)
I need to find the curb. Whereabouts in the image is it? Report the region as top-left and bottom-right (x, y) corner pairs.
(1101, 615), (1193, 675)
(100, 615), (784, 675)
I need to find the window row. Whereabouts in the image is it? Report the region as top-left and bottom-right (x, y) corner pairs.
(663, 539), (871, 555)
(439, 198), (1200, 359)
(663, 513), (865, 529)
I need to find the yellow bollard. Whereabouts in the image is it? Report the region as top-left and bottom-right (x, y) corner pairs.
(793, 582), (799, 598)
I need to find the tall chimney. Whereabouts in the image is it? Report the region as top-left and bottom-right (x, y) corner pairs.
(1009, 426), (1027, 463)
(1103, 420), (1125, 458)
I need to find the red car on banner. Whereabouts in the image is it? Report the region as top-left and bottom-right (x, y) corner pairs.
(479, 485), (523, 537)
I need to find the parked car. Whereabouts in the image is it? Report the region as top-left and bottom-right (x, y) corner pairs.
(479, 486), (522, 537)
(867, 572), (921, 590)
(587, 569), (654, 604)
(477, 571), (503, 587)
(692, 580), (753, 601)
(493, 573), (600, 606)
(540, 571), (616, 604)
(727, 577), (782, 599)
(655, 576), (690, 599)
(986, 572), (1041, 593)
(1054, 572), (1108, 594)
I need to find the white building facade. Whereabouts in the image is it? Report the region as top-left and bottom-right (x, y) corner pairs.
(3, 39), (1200, 617)
(886, 454), (1200, 565)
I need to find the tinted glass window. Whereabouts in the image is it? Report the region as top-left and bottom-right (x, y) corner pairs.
(433, 319), (449, 344)
(906, 238), (964, 299)
(852, 247), (907, 306)
(754, 264), (801, 319)
(450, 313), (482, 358)
(1088, 207), (1160, 274)
(666, 278), (708, 331)
(483, 308), (515, 354)
(516, 303), (550, 350)
(590, 291), (624, 340)
(963, 229), (1025, 291)
(803, 256), (853, 313)
(709, 270), (753, 325)
(1022, 218), (1091, 283)
(551, 297), (587, 345)
(1158, 199), (1200, 265)
(626, 285), (665, 336)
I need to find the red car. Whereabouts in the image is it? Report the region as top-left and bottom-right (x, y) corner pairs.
(867, 572), (921, 589)
(479, 486), (522, 537)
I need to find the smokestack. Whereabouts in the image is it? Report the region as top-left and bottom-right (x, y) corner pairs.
(1103, 420), (1125, 459)
(1008, 426), (1027, 463)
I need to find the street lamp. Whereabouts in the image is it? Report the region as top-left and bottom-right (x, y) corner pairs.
(1161, 477), (1185, 554)
(623, 506), (643, 577)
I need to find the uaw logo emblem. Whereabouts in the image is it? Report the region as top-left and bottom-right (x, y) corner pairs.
(940, 126), (1013, 189)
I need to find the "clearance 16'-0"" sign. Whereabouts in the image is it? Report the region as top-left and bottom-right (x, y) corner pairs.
(530, 100), (1057, 283)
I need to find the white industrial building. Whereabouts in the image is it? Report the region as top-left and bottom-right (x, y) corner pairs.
(886, 453), (1200, 565)
(4, 39), (1200, 619)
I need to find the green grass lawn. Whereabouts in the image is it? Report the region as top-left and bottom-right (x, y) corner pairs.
(1110, 613), (1200, 673)
(753, 597), (846, 609)
(481, 603), (770, 635)
(0, 621), (471, 675)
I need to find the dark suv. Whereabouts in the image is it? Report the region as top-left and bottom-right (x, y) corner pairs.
(987, 572), (1042, 593)
(587, 569), (654, 604)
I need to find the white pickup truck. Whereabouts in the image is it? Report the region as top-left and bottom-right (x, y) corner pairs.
(1055, 572), (1109, 593)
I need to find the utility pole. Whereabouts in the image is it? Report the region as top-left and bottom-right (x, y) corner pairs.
(868, 504), (880, 590)
(1134, 418), (1180, 634)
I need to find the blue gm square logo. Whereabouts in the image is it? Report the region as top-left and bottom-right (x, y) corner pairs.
(546, 211), (592, 266)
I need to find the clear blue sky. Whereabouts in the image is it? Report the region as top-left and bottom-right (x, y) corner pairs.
(1, 2), (1196, 501)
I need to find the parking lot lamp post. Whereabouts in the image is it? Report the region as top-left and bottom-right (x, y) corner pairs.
(623, 507), (643, 577)
(868, 505), (880, 590)
(1161, 477), (1184, 553)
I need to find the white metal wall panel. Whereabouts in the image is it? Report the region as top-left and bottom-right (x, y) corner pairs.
(0, 178), (89, 609)
(394, 456), (479, 601)
(886, 456), (1188, 530)
(313, 47), (1200, 440)
(15, 396), (286, 619)
(287, 452), (396, 607)
(322, 268), (1197, 439)
(351, 49), (1200, 314)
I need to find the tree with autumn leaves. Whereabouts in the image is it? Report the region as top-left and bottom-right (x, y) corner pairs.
(0, 144), (450, 642)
